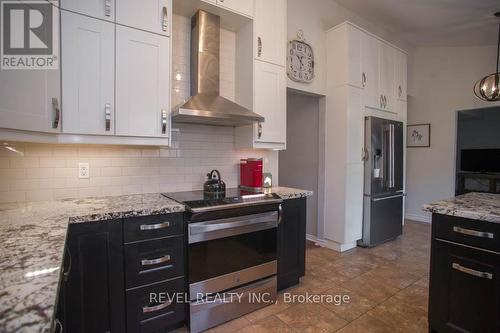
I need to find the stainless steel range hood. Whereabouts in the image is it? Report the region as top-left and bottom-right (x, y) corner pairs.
(172, 10), (264, 126)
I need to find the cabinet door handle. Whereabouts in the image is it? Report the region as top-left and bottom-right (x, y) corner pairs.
(361, 72), (366, 87)
(453, 226), (494, 239)
(140, 221), (170, 231)
(162, 6), (168, 32)
(143, 300), (172, 313)
(362, 147), (369, 162)
(141, 254), (171, 266)
(52, 97), (60, 129)
(452, 263), (493, 280)
(257, 122), (262, 139)
(53, 318), (63, 333)
(398, 85), (402, 98)
(105, 103), (111, 131)
(278, 204), (283, 224)
(104, 0), (111, 16)
(161, 109), (168, 134)
(63, 245), (72, 282)
(380, 95), (383, 108)
(257, 37), (262, 57)
(383, 95), (387, 108)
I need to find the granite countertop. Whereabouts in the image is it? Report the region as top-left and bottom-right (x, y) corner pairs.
(0, 186), (312, 332)
(423, 192), (500, 223)
(265, 186), (313, 200)
(0, 194), (185, 333)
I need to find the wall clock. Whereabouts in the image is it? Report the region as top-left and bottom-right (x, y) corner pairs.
(287, 30), (315, 83)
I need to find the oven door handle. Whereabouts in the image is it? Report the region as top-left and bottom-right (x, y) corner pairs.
(189, 211), (278, 243)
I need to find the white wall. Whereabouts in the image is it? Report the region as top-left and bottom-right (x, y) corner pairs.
(287, 0), (412, 96)
(406, 45), (500, 222)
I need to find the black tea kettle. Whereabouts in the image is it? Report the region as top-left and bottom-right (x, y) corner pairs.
(203, 169), (226, 199)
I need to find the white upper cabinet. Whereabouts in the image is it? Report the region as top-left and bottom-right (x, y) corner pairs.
(61, 11), (115, 135)
(254, 61), (286, 145)
(378, 42), (395, 111)
(116, 0), (171, 36)
(216, 0), (254, 18)
(329, 23), (407, 112)
(394, 50), (407, 101)
(254, 0), (286, 66)
(61, 0), (115, 22)
(360, 32), (380, 110)
(115, 26), (170, 138)
(0, 69), (60, 133)
(0, 4), (60, 134)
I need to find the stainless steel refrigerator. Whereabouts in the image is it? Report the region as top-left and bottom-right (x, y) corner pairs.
(359, 116), (404, 247)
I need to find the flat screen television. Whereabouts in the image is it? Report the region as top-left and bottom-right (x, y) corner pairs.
(461, 149), (500, 173)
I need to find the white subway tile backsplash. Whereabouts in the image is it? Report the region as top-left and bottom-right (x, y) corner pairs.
(27, 189), (54, 202)
(39, 157), (66, 168)
(10, 157), (39, 168)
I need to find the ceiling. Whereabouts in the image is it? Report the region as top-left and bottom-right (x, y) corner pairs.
(333, 0), (500, 46)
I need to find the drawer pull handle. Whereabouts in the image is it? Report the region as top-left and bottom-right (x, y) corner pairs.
(141, 254), (171, 266)
(142, 300), (172, 313)
(140, 221), (170, 231)
(452, 263), (493, 280)
(453, 226), (494, 239)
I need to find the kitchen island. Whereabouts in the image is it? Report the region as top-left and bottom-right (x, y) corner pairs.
(424, 192), (500, 333)
(0, 187), (312, 333)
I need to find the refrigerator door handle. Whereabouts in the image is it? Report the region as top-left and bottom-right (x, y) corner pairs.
(388, 123), (395, 188)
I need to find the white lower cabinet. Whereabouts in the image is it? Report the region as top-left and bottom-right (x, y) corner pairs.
(115, 26), (170, 138)
(61, 11), (115, 135)
(323, 85), (364, 250)
(254, 60), (286, 145)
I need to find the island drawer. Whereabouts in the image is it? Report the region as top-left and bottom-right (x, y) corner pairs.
(126, 277), (185, 333)
(433, 214), (500, 253)
(124, 236), (184, 288)
(124, 213), (183, 243)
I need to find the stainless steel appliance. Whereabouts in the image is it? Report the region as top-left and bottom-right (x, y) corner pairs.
(359, 116), (405, 247)
(171, 10), (264, 126)
(163, 189), (282, 333)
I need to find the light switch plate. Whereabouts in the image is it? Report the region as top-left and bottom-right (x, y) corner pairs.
(78, 162), (89, 179)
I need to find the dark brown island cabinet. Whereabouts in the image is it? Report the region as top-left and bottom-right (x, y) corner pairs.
(53, 197), (307, 332)
(428, 214), (500, 333)
(277, 197), (307, 291)
(54, 213), (187, 333)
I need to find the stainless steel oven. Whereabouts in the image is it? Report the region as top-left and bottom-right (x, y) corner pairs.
(187, 202), (281, 333)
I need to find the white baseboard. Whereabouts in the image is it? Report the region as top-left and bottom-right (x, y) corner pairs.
(306, 234), (326, 246)
(405, 213), (431, 223)
(323, 239), (357, 252)
(307, 234), (358, 252)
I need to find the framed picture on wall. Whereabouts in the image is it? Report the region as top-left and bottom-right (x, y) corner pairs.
(407, 124), (431, 147)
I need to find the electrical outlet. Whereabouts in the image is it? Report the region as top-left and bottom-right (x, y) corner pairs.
(78, 162), (90, 179)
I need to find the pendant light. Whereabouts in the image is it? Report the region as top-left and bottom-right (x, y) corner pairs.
(473, 12), (500, 102)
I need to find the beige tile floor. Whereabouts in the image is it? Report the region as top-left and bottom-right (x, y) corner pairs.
(177, 220), (431, 333)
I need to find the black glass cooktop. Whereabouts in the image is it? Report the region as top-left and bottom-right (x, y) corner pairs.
(162, 188), (280, 211)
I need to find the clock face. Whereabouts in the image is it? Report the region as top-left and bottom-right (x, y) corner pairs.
(287, 40), (314, 83)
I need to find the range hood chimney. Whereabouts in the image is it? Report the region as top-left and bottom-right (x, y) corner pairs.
(171, 10), (264, 126)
